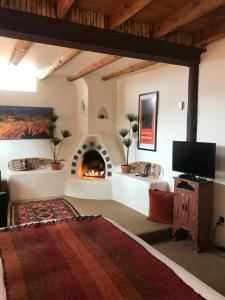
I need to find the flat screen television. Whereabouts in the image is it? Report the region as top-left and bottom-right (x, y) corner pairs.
(172, 141), (216, 179)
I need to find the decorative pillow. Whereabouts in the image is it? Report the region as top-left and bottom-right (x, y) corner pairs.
(148, 189), (174, 224)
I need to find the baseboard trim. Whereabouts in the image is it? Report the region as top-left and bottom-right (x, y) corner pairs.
(214, 244), (225, 252)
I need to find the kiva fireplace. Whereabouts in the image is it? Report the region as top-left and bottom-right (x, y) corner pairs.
(67, 135), (115, 199)
(65, 78), (124, 199)
(81, 150), (105, 178)
(70, 135), (114, 179)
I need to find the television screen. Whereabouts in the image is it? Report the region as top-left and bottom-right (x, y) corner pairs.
(172, 141), (216, 179)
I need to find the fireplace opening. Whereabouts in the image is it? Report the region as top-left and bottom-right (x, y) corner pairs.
(81, 150), (105, 178)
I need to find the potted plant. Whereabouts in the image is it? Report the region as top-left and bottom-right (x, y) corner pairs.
(118, 112), (138, 173)
(49, 113), (72, 170)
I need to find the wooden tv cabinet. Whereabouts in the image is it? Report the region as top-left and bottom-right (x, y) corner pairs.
(173, 177), (213, 252)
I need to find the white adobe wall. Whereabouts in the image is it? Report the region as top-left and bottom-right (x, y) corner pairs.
(0, 77), (78, 180)
(73, 78), (89, 138)
(116, 37), (225, 247)
(73, 76), (124, 165)
(116, 63), (188, 189)
(85, 76), (117, 135)
(198, 37), (225, 247)
(86, 76), (124, 165)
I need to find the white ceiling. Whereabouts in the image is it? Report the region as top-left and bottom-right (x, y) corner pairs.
(0, 36), (16, 61)
(0, 36), (142, 80)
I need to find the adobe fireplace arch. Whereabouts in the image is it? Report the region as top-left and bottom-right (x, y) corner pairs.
(81, 150), (105, 178)
(71, 136), (113, 178)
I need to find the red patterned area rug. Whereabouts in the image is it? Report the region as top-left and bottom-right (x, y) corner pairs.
(0, 217), (205, 300)
(10, 198), (80, 225)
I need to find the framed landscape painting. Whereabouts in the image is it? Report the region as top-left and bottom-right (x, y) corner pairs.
(138, 91), (158, 151)
(0, 106), (53, 140)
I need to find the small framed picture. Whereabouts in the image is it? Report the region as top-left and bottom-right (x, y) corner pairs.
(138, 91), (159, 151)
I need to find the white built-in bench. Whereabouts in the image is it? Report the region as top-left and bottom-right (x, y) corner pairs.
(8, 168), (66, 201)
(7, 167), (168, 218)
(112, 172), (168, 216)
(66, 177), (112, 200)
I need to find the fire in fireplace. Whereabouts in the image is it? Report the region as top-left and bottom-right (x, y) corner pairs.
(81, 150), (105, 178)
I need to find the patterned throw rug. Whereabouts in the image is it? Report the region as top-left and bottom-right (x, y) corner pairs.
(0, 217), (205, 300)
(9, 198), (80, 225)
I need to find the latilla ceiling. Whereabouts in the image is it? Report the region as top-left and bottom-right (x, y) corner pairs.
(0, 0), (224, 81)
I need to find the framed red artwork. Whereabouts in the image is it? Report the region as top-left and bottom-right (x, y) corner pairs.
(138, 91), (158, 151)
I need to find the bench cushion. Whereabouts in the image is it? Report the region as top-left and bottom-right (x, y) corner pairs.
(148, 189), (174, 224)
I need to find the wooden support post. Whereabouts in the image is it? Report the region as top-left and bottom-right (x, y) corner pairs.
(187, 64), (199, 142)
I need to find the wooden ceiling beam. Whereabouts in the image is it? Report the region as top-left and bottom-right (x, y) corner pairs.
(67, 55), (121, 81)
(0, 8), (205, 66)
(39, 48), (82, 80)
(103, 17), (225, 81)
(57, 0), (78, 19)
(9, 40), (32, 65)
(193, 19), (225, 46)
(109, 0), (153, 30)
(154, 0), (225, 38)
(102, 60), (156, 81)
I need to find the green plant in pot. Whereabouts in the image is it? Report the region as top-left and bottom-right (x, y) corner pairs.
(118, 112), (138, 173)
(49, 113), (72, 170)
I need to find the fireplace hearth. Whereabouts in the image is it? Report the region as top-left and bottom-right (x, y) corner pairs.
(81, 150), (105, 178)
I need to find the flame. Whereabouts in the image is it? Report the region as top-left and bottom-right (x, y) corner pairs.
(84, 169), (105, 178)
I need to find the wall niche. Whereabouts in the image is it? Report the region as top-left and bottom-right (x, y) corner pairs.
(97, 107), (109, 119)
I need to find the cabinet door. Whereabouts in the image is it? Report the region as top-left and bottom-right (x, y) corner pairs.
(177, 190), (188, 225)
(175, 190), (194, 228)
